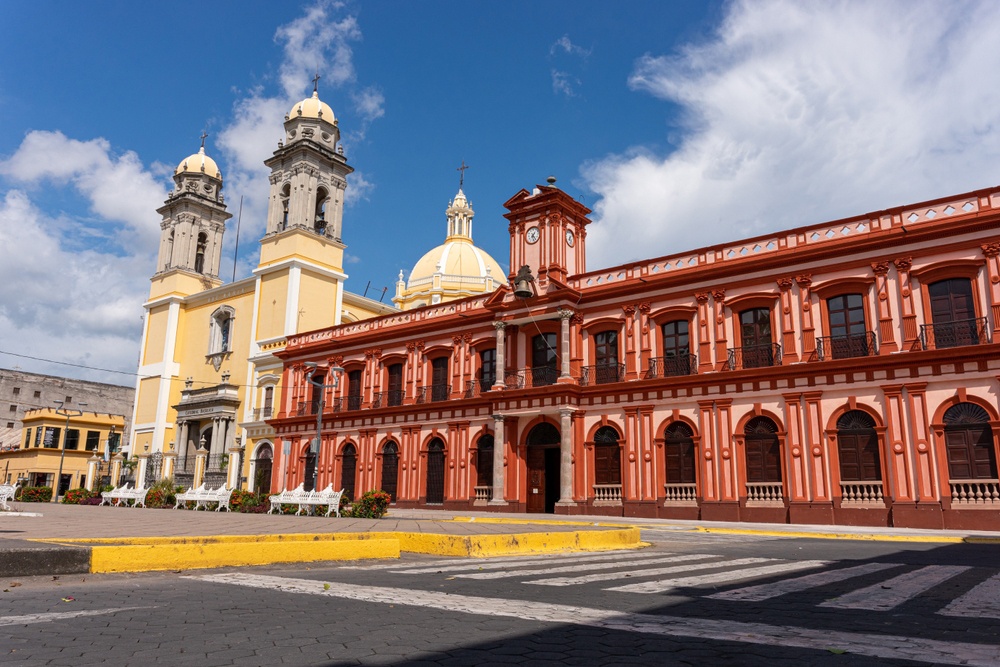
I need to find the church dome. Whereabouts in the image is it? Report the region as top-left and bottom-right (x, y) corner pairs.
(288, 91), (336, 123)
(408, 239), (504, 287)
(175, 146), (222, 181)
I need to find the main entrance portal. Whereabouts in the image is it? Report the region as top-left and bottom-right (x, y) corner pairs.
(526, 422), (561, 513)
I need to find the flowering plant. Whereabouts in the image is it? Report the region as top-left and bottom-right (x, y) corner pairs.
(349, 489), (391, 519)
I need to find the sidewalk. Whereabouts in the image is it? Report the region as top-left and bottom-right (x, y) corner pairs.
(3, 503), (998, 577)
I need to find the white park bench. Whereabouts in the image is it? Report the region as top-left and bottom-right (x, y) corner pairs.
(268, 484), (304, 514)
(174, 483), (232, 511)
(296, 485), (345, 517)
(0, 484), (16, 510)
(100, 484), (133, 506)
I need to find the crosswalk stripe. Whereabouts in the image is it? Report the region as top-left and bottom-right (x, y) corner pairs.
(820, 565), (971, 611)
(608, 559), (830, 593)
(195, 573), (1000, 666)
(455, 553), (724, 580)
(526, 556), (768, 587)
(939, 572), (1000, 619)
(390, 550), (667, 575)
(708, 562), (902, 601)
(0, 607), (147, 627)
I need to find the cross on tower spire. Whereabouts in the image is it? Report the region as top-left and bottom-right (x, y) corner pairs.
(457, 160), (469, 189)
(312, 71), (321, 93)
(200, 132), (208, 149)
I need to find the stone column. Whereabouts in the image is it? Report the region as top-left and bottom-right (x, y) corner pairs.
(558, 310), (573, 379)
(194, 444), (209, 489)
(110, 453), (123, 488)
(492, 321), (506, 390)
(86, 455), (99, 492)
(176, 421), (188, 466)
(557, 408), (575, 506)
(489, 414), (507, 504)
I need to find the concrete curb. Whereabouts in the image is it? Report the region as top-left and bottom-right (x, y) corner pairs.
(29, 527), (642, 574)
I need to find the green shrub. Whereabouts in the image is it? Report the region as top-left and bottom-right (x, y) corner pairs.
(143, 477), (177, 508)
(229, 489), (269, 513)
(61, 488), (94, 505)
(349, 489), (391, 519)
(15, 486), (52, 502)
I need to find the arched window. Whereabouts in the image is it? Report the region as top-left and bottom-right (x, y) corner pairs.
(387, 363), (403, 407)
(943, 403), (996, 480)
(314, 187), (328, 234)
(744, 417), (781, 483)
(426, 439), (445, 504)
(593, 426), (622, 487)
(476, 435), (494, 488)
(429, 357), (449, 402)
(381, 442), (399, 502)
(341, 443), (357, 501)
(194, 232), (208, 274)
(209, 307), (235, 356)
(592, 331), (621, 384)
(825, 294), (873, 359)
(346, 370), (363, 411)
(478, 348), (496, 391)
(836, 410), (880, 482)
(531, 333), (558, 387)
(280, 184), (290, 230)
(664, 422), (696, 485)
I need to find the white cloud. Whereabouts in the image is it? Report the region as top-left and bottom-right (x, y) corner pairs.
(551, 35), (591, 59)
(549, 35), (590, 97)
(582, 0), (1000, 269)
(551, 70), (578, 97)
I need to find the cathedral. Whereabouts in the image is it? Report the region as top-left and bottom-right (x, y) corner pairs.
(129, 86), (501, 492)
(133, 86), (1000, 530)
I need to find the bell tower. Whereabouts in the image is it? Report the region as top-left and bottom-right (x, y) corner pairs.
(504, 178), (591, 285)
(151, 138), (231, 298)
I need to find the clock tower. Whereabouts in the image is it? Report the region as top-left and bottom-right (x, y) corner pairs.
(504, 178), (591, 286)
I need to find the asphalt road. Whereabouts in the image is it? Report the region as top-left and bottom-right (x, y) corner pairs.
(2, 530), (999, 666)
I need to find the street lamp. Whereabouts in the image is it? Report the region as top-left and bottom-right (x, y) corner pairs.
(52, 400), (87, 503)
(303, 361), (344, 491)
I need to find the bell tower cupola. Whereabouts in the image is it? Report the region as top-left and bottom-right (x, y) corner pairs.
(152, 135), (232, 296)
(262, 77), (352, 249)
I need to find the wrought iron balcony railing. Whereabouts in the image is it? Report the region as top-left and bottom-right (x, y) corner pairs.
(416, 383), (451, 404)
(816, 331), (878, 361)
(646, 353), (698, 379)
(371, 389), (404, 409)
(727, 343), (781, 370)
(920, 317), (991, 350)
(465, 372), (496, 398)
(345, 395), (362, 412)
(504, 365), (559, 390)
(580, 363), (626, 386)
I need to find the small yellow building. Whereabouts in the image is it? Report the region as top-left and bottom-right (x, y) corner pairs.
(1, 409), (124, 495)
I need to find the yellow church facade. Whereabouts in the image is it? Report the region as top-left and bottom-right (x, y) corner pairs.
(130, 87), (503, 492)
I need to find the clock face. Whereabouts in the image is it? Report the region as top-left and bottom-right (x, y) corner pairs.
(526, 226), (540, 244)
(565, 229), (575, 247)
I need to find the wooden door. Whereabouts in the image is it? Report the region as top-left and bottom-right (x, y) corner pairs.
(527, 446), (546, 513)
(426, 440), (445, 504)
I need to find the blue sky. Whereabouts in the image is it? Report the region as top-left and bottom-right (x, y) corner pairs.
(2, 0), (1000, 385)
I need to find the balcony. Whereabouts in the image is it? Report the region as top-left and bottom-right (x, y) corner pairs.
(504, 365), (559, 390)
(816, 331), (878, 361)
(416, 383), (450, 404)
(580, 363), (626, 386)
(920, 317), (991, 350)
(646, 353), (697, 379)
(371, 390), (404, 409)
(295, 401), (320, 417)
(465, 372), (495, 398)
(345, 395), (362, 412)
(727, 343), (781, 370)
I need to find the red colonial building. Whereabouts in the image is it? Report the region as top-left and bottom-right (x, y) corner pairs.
(267, 180), (1000, 530)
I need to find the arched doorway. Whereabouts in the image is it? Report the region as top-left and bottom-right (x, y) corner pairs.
(664, 422), (697, 501)
(476, 435), (494, 494)
(252, 443), (273, 494)
(526, 422), (560, 513)
(381, 442), (399, 502)
(943, 403), (997, 482)
(836, 410), (882, 502)
(341, 444), (357, 501)
(743, 416), (783, 503)
(593, 426), (622, 502)
(426, 439), (445, 504)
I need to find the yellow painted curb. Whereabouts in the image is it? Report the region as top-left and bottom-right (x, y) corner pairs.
(37, 532), (389, 547)
(693, 526), (975, 544)
(89, 538), (400, 573)
(450, 516), (625, 528)
(382, 527), (645, 557)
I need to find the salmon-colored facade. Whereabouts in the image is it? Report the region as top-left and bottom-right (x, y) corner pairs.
(269, 182), (1000, 530)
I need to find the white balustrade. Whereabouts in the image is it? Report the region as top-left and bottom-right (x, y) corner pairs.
(950, 479), (1000, 507)
(593, 484), (623, 504)
(663, 483), (698, 506)
(473, 486), (491, 503)
(840, 481), (885, 506)
(745, 482), (784, 506)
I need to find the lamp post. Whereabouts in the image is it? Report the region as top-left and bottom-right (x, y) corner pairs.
(52, 400), (86, 503)
(303, 361), (344, 491)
